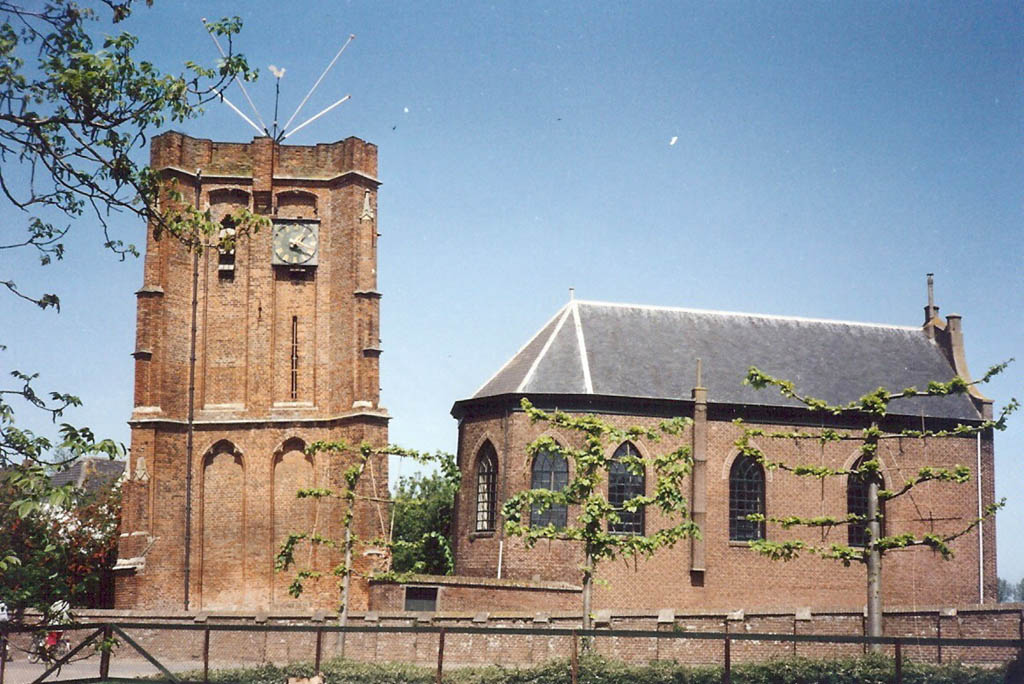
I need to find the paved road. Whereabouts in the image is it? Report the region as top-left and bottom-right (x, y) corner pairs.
(1, 657), (206, 684)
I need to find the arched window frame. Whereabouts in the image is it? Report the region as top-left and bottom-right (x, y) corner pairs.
(275, 189), (318, 218)
(608, 442), (645, 535)
(729, 454), (765, 541)
(530, 445), (568, 529)
(847, 457), (885, 547)
(475, 442), (498, 532)
(208, 189), (249, 281)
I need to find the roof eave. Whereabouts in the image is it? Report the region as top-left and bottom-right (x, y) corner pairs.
(452, 392), (983, 429)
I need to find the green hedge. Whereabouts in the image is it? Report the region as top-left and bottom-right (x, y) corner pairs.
(188, 653), (1013, 684)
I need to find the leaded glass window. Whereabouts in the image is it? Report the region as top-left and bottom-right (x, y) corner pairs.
(729, 455), (765, 541)
(475, 442), (497, 532)
(530, 448), (568, 529)
(609, 442), (645, 535)
(848, 458), (884, 547)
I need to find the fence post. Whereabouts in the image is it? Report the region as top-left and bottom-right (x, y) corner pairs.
(314, 627), (323, 673)
(570, 630), (579, 684)
(936, 614), (942, 664)
(435, 627), (445, 684)
(1, 631), (6, 684)
(99, 624), (113, 679)
(203, 627), (210, 684)
(723, 635), (731, 684)
(894, 638), (902, 684)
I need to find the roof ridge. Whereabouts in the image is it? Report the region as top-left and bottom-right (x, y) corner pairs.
(573, 299), (921, 332)
(571, 300), (594, 394)
(470, 304), (570, 398)
(516, 305), (573, 393)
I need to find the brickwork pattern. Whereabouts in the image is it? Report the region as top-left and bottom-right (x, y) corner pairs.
(34, 605), (1023, 670)
(369, 575), (581, 613)
(116, 132), (388, 613)
(453, 408), (997, 614)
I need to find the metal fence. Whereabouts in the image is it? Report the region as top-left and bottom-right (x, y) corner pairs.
(1, 621), (1021, 684)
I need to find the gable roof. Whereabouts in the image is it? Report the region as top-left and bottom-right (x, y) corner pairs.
(50, 457), (126, 494)
(465, 299), (980, 421)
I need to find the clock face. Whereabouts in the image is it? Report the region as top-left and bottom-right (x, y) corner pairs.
(271, 222), (319, 266)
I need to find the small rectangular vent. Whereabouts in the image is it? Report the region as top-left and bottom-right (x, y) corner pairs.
(404, 586), (438, 612)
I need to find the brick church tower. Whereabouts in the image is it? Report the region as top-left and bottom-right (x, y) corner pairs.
(114, 132), (389, 612)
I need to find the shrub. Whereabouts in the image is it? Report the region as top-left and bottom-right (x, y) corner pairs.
(182, 653), (1009, 684)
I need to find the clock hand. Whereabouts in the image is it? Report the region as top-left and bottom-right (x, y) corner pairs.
(289, 238), (315, 254)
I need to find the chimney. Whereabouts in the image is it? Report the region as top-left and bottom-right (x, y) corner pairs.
(922, 273), (941, 339)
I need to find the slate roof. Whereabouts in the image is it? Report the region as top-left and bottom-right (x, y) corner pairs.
(50, 457), (126, 494)
(466, 300), (981, 421)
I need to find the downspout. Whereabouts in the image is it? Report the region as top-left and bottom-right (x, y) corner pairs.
(183, 168), (202, 611)
(690, 359), (707, 576)
(499, 403), (511, 579)
(977, 431), (984, 603)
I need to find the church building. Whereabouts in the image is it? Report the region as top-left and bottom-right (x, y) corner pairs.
(444, 293), (996, 613)
(114, 132), (389, 612)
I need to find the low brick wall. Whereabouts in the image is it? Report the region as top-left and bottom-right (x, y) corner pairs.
(9, 604), (1021, 670)
(368, 574), (581, 612)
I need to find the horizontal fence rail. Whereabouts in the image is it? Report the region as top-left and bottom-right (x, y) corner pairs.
(1, 621), (1020, 684)
(8, 621), (1023, 647)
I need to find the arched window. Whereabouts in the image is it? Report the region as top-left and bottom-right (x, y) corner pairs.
(848, 457), (884, 547)
(729, 454), (765, 541)
(609, 442), (645, 535)
(475, 442), (498, 532)
(217, 216), (237, 279)
(530, 447), (568, 529)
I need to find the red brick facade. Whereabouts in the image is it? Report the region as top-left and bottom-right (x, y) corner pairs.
(450, 395), (997, 614)
(115, 132), (389, 612)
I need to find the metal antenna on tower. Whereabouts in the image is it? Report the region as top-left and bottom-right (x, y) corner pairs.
(281, 34), (355, 135)
(217, 92), (265, 137)
(203, 22), (356, 142)
(269, 65), (286, 140)
(282, 95), (351, 141)
(202, 18), (270, 136)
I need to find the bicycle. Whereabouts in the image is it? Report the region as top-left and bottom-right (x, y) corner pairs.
(27, 631), (71, 664)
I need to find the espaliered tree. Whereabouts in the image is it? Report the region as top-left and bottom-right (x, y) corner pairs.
(502, 399), (700, 630)
(274, 442), (458, 625)
(736, 363), (1017, 646)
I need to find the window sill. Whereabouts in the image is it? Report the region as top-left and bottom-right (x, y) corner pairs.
(469, 530), (496, 540)
(728, 540), (760, 548)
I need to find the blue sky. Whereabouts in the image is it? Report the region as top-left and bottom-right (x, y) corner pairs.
(1, 1), (1021, 583)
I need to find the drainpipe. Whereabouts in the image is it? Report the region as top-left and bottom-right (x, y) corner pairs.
(977, 432), (984, 603)
(183, 168), (202, 611)
(690, 359), (707, 575)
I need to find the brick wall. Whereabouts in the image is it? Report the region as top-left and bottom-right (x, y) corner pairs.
(116, 132), (388, 613)
(35, 604), (1022, 669)
(368, 575), (581, 613)
(453, 407), (996, 613)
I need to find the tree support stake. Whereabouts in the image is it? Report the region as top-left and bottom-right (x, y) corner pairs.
(435, 627), (445, 684)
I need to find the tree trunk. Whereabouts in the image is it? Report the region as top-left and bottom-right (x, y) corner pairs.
(866, 477), (883, 651)
(581, 552), (593, 632)
(340, 523), (352, 657)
